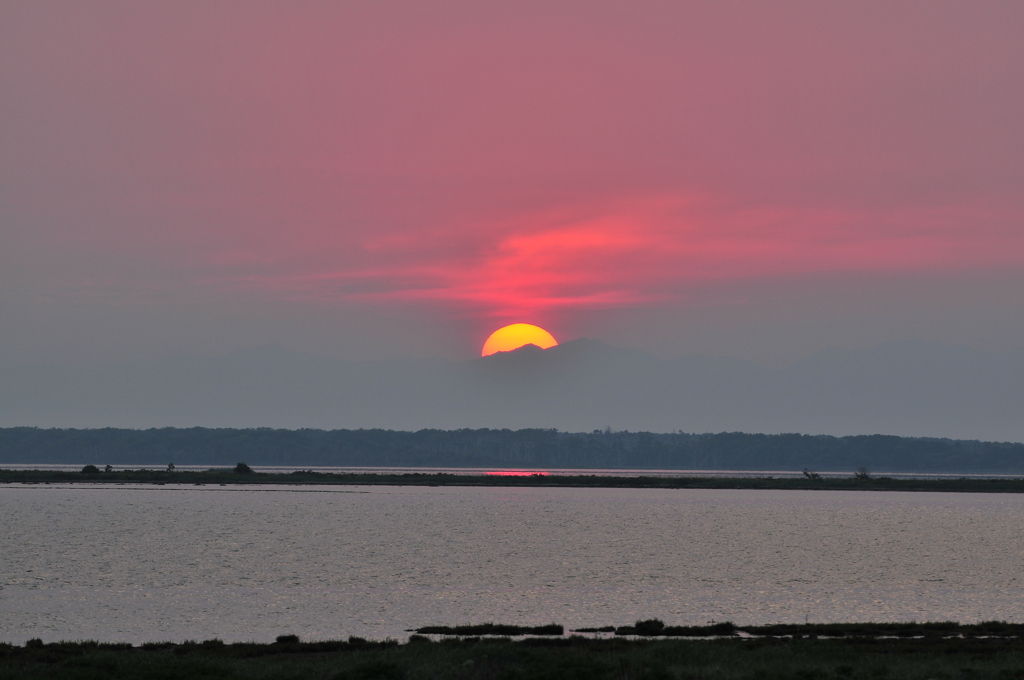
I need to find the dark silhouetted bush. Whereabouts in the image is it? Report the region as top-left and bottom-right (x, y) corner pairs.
(81, 464), (99, 474)
(634, 619), (666, 636)
(414, 623), (563, 636)
(234, 462), (253, 474)
(140, 642), (176, 651)
(276, 635), (299, 644)
(615, 620), (737, 637)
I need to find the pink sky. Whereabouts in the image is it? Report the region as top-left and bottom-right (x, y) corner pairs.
(2, 2), (1023, 364)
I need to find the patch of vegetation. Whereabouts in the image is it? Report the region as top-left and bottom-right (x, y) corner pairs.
(615, 620), (738, 637)
(3, 630), (1024, 680)
(742, 620), (1024, 638)
(413, 624), (563, 636)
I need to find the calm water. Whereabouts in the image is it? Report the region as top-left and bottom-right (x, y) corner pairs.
(2, 484), (1023, 644)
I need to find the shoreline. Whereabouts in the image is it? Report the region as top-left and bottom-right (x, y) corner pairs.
(8, 620), (1024, 647)
(3, 468), (1024, 493)
(4, 623), (1024, 680)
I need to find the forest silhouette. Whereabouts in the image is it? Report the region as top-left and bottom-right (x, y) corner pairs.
(3, 427), (1022, 473)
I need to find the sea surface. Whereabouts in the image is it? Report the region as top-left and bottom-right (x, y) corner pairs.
(2, 484), (1023, 644)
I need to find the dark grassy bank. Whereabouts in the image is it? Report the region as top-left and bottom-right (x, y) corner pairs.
(414, 624), (564, 636)
(4, 631), (1024, 680)
(3, 466), (1024, 493)
(600, 619), (1024, 638)
(419, 620), (1024, 639)
(4, 426), (1024, 473)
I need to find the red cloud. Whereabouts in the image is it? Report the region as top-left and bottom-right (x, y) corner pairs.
(222, 195), (1024, 320)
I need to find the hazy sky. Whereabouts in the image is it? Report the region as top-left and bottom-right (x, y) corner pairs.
(3, 1), (1023, 368)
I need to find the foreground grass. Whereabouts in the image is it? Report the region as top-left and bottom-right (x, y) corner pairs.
(3, 468), (1024, 493)
(3, 634), (1024, 680)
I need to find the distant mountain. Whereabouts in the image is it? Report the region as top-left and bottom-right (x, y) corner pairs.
(1, 339), (1022, 442)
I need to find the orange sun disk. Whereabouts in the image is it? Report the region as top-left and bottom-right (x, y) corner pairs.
(481, 323), (558, 357)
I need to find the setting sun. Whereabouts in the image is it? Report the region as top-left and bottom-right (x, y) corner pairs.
(481, 323), (558, 357)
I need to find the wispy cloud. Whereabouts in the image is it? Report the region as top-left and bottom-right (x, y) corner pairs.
(217, 196), (1024, 319)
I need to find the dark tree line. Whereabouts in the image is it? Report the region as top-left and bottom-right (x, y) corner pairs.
(1, 427), (1023, 472)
